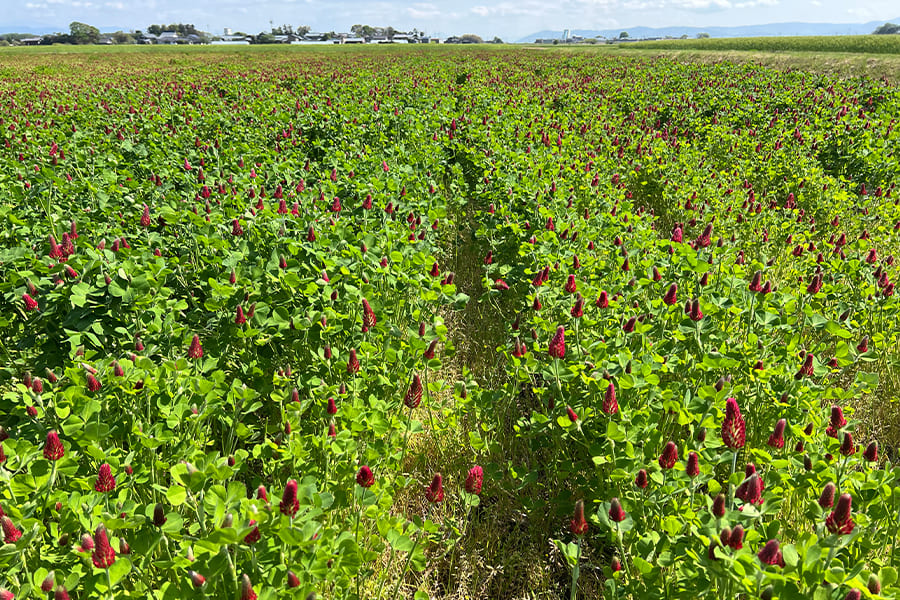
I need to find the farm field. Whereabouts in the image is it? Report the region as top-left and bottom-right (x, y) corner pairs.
(622, 34), (900, 55)
(1, 45), (900, 600)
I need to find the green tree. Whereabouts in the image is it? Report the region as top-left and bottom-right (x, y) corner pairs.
(619, 31), (629, 39)
(351, 24), (376, 38)
(147, 24), (162, 35)
(112, 31), (135, 44)
(460, 34), (483, 43)
(69, 21), (99, 44)
(491, 36), (504, 44)
(873, 22), (900, 34)
(696, 32), (710, 39)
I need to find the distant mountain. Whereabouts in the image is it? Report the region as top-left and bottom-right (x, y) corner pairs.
(517, 20), (900, 43)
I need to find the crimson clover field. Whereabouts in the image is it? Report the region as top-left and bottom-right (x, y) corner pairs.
(1, 45), (900, 600)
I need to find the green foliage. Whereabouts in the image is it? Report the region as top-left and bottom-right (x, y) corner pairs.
(69, 22), (99, 45)
(873, 23), (900, 35)
(0, 45), (899, 600)
(625, 34), (900, 54)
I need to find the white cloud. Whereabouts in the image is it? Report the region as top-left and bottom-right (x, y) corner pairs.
(469, 1), (550, 18)
(407, 3), (441, 18)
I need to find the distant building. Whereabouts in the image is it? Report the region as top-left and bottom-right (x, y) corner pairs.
(224, 27), (233, 36)
(219, 34), (252, 43)
(157, 31), (179, 44)
(20, 37), (42, 46)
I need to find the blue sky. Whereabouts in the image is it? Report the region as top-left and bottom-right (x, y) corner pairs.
(3, 0), (899, 40)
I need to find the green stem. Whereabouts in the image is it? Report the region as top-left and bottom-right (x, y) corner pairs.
(43, 461), (58, 517)
(570, 535), (583, 600)
(388, 535), (421, 600)
(728, 451), (738, 511)
(106, 566), (115, 600)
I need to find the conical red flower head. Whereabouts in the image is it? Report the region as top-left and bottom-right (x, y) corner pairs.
(794, 353), (815, 380)
(566, 405), (578, 423)
(662, 283), (678, 306)
(659, 441), (678, 469)
(54, 586), (70, 600)
(596, 291), (609, 308)
(280, 479), (300, 517)
(405, 373), (423, 409)
(857, 336), (868, 353)
(153, 503), (167, 527)
(609, 497), (627, 522)
(670, 226), (683, 242)
(465, 465), (483, 495)
(424, 339), (438, 360)
(564, 274), (577, 294)
(757, 539), (783, 566)
(86, 372), (102, 392)
(187, 334), (203, 359)
(826, 493), (855, 534)
(570, 499), (588, 535)
(94, 463), (116, 492)
(712, 493), (726, 518)
(44, 430), (65, 461)
(749, 270), (763, 292)
(728, 524), (745, 550)
(863, 441), (878, 462)
(570, 295), (584, 318)
(721, 398), (746, 449)
(840, 432), (856, 456)
(243, 520), (261, 544)
(140, 204), (151, 227)
(362, 299), (376, 332)
(286, 570), (301, 588)
(356, 466), (375, 488)
(819, 482), (836, 508)
(425, 473), (444, 503)
(719, 525), (734, 548)
(735, 474), (763, 506)
(634, 469), (648, 489)
(91, 525), (116, 569)
(602, 382), (618, 415)
(549, 326), (566, 359)
(79, 532), (95, 552)
(826, 405), (847, 438)
(347, 348), (361, 374)
(235, 305), (246, 325)
(767, 419), (786, 449)
(23, 292), (39, 311)
(686, 451), (700, 477)
(188, 571), (206, 588)
(241, 574), (258, 600)
(689, 299), (703, 321)
(2, 516), (22, 544)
